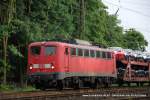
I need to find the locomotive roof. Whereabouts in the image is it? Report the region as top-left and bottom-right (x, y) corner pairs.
(29, 41), (112, 52)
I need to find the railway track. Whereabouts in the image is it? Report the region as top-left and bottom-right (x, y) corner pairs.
(0, 87), (150, 100)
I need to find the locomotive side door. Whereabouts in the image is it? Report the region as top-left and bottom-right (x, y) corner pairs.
(64, 47), (70, 72)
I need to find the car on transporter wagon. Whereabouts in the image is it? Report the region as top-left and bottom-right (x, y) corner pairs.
(27, 40), (117, 90)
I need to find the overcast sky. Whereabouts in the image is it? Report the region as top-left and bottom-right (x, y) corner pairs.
(102, 0), (150, 51)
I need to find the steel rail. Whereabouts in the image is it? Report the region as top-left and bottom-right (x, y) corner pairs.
(0, 87), (150, 100)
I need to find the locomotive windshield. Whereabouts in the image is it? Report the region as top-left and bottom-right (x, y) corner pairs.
(45, 46), (56, 55)
(31, 46), (41, 55)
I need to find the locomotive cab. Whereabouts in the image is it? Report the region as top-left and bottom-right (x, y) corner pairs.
(28, 43), (56, 74)
(27, 42), (60, 89)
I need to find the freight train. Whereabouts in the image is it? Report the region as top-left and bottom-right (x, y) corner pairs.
(27, 40), (150, 90)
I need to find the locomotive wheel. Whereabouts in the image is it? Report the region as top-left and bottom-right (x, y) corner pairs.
(57, 80), (63, 90)
(118, 83), (123, 87)
(73, 83), (79, 89)
(90, 79), (99, 89)
(35, 83), (46, 90)
(140, 82), (144, 87)
(104, 78), (111, 88)
(73, 78), (81, 89)
(104, 82), (109, 88)
(127, 83), (130, 87)
(136, 82), (140, 87)
(40, 86), (46, 91)
(90, 77), (97, 89)
(118, 80), (123, 87)
(35, 83), (40, 89)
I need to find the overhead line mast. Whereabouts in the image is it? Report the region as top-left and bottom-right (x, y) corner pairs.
(115, 0), (120, 15)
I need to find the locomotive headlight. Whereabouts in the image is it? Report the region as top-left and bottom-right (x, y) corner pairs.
(29, 64), (33, 70)
(29, 66), (33, 70)
(44, 63), (55, 69)
(51, 65), (55, 69)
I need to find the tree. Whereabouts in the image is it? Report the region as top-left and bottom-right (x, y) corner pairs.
(0, 0), (16, 84)
(79, 0), (85, 39)
(0, 0), (148, 87)
(124, 28), (148, 51)
(103, 14), (124, 47)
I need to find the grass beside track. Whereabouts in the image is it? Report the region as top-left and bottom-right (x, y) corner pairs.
(0, 84), (36, 93)
(0, 83), (149, 93)
(0, 87), (150, 100)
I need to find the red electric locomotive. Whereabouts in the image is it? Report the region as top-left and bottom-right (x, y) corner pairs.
(27, 41), (116, 90)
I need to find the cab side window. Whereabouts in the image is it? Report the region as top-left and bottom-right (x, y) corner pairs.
(90, 50), (95, 57)
(78, 48), (83, 56)
(107, 52), (112, 59)
(96, 51), (100, 58)
(84, 49), (89, 57)
(70, 48), (76, 56)
(102, 51), (106, 58)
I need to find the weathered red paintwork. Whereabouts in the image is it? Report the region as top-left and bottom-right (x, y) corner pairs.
(27, 41), (116, 78)
(114, 51), (125, 61)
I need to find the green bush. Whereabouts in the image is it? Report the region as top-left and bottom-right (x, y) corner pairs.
(0, 84), (15, 91)
(0, 84), (36, 92)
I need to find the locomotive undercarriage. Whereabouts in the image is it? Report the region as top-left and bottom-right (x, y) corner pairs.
(28, 74), (116, 90)
(57, 76), (115, 90)
(62, 76), (115, 89)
